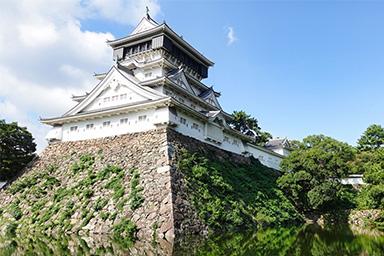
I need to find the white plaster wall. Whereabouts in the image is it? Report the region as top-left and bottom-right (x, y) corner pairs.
(46, 127), (63, 141)
(84, 85), (147, 112)
(61, 107), (169, 141)
(221, 133), (245, 154)
(169, 111), (244, 156)
(245, 144), (282, 170)
(50, 107), (282, 170)
(134, 67), (163, 82)
(170, 111), (205, 140)
(164, 89), (204, 112)
(271, 148), (291, 157)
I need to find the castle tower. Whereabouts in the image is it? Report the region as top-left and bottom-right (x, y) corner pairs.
(41, 14), (284, 170)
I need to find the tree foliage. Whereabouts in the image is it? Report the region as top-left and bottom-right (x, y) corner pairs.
(0, 120), (36, 181)
(229, 111), (272, 145)
(354, 145), (384, 209)
(357, 124), (384, 151)
(277, 135), (356, 213)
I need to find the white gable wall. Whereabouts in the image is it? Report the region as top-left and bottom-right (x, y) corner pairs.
(83, 85), (148, 112)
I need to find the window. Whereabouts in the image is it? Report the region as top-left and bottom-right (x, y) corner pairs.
(112, 95), (119, 101)
(120, 94), (127, 100)
(232, 139), (239, 146)
(138, 115), (147, 122)
(178, 97), (185, 103)
(120, 118), (128, 124)
(145, 72), (152, 78)
(70, 126), (78, 132)
(224, 136), (230, 142)
(190, 104), (196, 109)
(191, 123), (199, 130)
(104, 97), (110, 103)
(103, 121), (111, 127)
(86, 124), (94, 130)
(179, 117), (186, 125)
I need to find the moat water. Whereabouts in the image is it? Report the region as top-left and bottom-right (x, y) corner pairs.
(0, 224), (383, 256)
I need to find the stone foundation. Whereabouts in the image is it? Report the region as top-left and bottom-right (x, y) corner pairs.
(0, 127), (255, 241)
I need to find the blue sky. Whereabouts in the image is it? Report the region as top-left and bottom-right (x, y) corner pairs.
(85, 1), (384, 145)
(1, 0), (383, 150)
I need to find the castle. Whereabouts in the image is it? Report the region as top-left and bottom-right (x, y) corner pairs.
(41, 14), (287, 170)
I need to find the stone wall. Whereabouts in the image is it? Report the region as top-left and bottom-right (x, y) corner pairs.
(166, 129), (251, 237)
(0, 129), (175, 243)
(0, 127), (257, 242)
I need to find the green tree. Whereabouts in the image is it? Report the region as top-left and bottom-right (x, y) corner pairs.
(277, 135), (355, 213)
(354, 148), (384, 209)
(0, 120), (36, 181)
(357, 124), (384, 151)
(229, 110), (272, 145)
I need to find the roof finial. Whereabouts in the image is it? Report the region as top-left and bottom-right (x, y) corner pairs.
(146, 6), (150, 19)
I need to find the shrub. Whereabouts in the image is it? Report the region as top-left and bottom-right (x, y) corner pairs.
(94, 198), (108, 211)
(5, 222), (17, 237)
(128, 169), (144, 210)
(9, 202), (22, 220)
(71, 154), (94, 174)
(113, 218), (137, 248)
(177, 149), (302, 231)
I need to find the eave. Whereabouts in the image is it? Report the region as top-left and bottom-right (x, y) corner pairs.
(140, 76), (233, 121)
(41, 98), (171, 126)
(107, 24), (214, 67)
(246, 143), (285, 159)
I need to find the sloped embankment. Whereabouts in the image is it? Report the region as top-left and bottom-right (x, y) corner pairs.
(167, 130), (303, 236)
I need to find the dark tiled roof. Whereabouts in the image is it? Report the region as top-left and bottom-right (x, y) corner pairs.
(265, 138), (289, 148)
(198, 87), (214, 99)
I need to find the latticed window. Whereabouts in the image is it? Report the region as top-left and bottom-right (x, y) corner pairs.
(138, 115), (147, 122)
(120, 118), (128, 124)
(191, 123), (199, 130)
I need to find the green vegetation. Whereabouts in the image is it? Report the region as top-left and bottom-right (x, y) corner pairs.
(357, 124), (384, 151)
(180, 224), (384, 256)
(354, 148), (384, 209)
(277, 135), (356, 213)
(112, 218), (137, 249)
(229, 110), (272, 145)
(0, 120), (36, 181)
(177, 149), (302, 231)
(128, 169), (144, 210)
(352, 125), (384, 210)
(71, 154), (95, 174)
(0, 153), (140, 236)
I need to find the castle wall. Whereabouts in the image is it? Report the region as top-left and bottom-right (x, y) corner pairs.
(60, 107), (169, 141)
(244, 143), (282, 170)
(1, 127), (285, 244)
(0, 129), (177, 242)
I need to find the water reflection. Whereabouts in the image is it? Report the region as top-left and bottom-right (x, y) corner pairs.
(0, 225), (383, 256)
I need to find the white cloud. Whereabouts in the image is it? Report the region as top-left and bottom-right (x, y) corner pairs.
(227, 26), (237, 46)
(86, 0), (160, 25)
(0, 100), (49, 153)
(0, 0), (161, 152)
